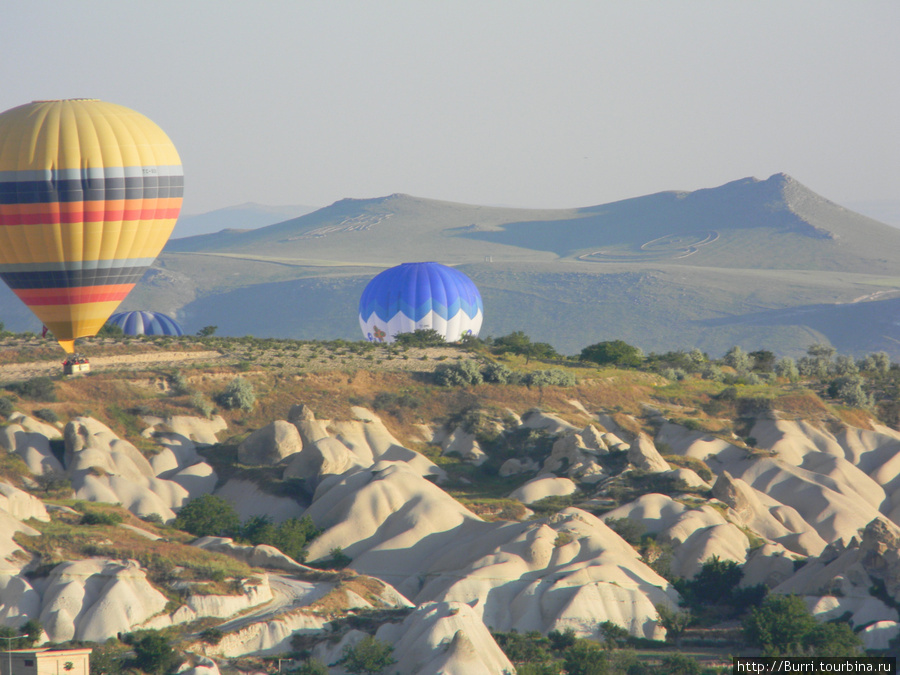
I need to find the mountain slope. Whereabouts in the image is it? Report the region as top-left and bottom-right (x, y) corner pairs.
(3, 174), (900, 358)
(172, 203), (317, 239)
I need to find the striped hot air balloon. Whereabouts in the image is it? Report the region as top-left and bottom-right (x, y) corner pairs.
(358, 262), (484, 343)
(0, 99), (183, 353)
(107, 310), (184, 336)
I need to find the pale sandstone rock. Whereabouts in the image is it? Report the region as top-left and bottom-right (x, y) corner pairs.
(509, 476), (577, 505)
(740, 544), (798, 588)
(212, 479), (305, 523)
(306, 463), (677, 641)
(39, 559), (168, 643)
(441, 426), (486, 465)
(499, 457), (539, 477)
(520, 409), (579, 434)
(580, 425), (608, 452)
(7, 413), (61, 439)
(192, 537), (310, 573)
(540, 432), (604, 480)
(603, 494), (689, 534)
(238, 421), (303, 466)
(0, 483), (49, 522)
(627, 433), (671, 473)
(0, 424), (63, 476)
(665, 468), (709, 489)
(0, 574), (41, 626)
(860, 621), (900, 651)
(376, 602), (515, 675)
(282, 436), (362, 487)
(288, 404), (329, 444)
(142, 575), (274, 630)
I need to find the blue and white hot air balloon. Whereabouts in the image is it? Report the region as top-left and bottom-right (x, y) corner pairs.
(359, 262), (483, 343)
(107, 311), (185, 336)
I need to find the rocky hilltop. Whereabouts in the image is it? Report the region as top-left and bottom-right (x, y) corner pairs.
(2, 337), (900, 671)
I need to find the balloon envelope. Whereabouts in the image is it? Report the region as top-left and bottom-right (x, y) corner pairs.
(359, 262), (483, 343)
(108, 310), (184, 336)
(0, 99), (183, 353)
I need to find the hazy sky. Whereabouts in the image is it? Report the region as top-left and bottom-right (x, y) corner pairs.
(2, 2), (897, 217)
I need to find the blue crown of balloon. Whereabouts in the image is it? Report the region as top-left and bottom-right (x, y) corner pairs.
(359, 262), (483, 323)
(109, 310), (184, 336)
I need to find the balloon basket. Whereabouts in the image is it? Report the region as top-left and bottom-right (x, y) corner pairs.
(62, 356), (91, 376)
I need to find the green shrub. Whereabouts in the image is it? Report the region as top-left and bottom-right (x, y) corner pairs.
(338, 635), (396, 674)
(190, 392), (215, 418)
(580, 340), (642, 367)
(828, 375), (872, 408)
(434, 360), (483, 386)
(775, 357), (800, 381)
(34, 408), (59, 424)
(744, 594), (862, 656)
(491, 331), (558, 363)
(372, 391), (420, 411)
(482, 362), (513, 384)
(291, 659), (329, 675)
(216, 377), (256, 411)
(168, 371), (191, 395)
(392, 329), (446, 347)
(0, 397), (15, 418)
(5, 376), (57, 402)
(240, 515), (320, 562)
(525, 369), (576, 387)
(80, 509), (125, 526)
(128, 631), (179, 675)
(200, 627), (223, 645)
(173, 494), (240, 537)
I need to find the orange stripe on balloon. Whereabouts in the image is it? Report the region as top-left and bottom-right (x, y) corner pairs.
(0, 199), (182, 225)
(13, 284), (134, 306)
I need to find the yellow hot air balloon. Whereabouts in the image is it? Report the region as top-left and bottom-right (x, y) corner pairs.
(0, 99), (183, 353)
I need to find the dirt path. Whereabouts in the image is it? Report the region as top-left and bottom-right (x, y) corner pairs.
(0, 350), (225, 382)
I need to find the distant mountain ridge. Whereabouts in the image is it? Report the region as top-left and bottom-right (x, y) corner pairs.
(165, 174), (900, 273)
(4, 174), (900, 358)
(172, 202), (318, 239)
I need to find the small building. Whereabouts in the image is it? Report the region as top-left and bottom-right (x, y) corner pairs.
(0, 648), (92, 675)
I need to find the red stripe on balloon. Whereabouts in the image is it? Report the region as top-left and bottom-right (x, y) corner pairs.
(0, 200), (183, 225)
(13, 284), (134, 305)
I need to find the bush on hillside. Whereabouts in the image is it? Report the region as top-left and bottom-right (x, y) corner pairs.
(80, 509), (124, 526)
(744, 594), (862, 656)
(34, 408), (59, 423)
(338, 635), (396, 674)
(580, 340), (642, 368)
(392, 328), (446, 347)
(126, 631), (179, 675)
(491, 331), (558, 363)
(775, 357), (800, 381)
(168, 371), (192, 395)
(173, 494), (240, 537)
(434, 360), (483, 386)
(5, 376), (57, 402)
(828, 375), (872, 408)
(525, 368), (576, 387)
(240, 514), (320, 562)
(216, 377), (256, 411)
(0, 397), (15, 418)
(482, 361), (514, 384)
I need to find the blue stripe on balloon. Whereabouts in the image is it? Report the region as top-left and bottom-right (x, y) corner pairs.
(359, 263), (483, 324)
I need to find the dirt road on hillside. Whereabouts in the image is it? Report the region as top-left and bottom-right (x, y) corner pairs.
(0, 350), (225, 383)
